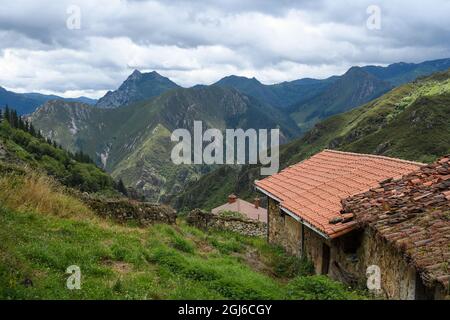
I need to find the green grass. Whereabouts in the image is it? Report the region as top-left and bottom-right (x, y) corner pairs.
(0, 204), (365, 300)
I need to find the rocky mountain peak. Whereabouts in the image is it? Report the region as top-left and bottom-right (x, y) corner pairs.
(95, 70), (179, 109)
(128, 69), (143, 81)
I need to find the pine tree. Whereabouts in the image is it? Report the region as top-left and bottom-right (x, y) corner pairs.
(4, 106), (10, 125)
(18, 115), (25, 131)
(116, 179), (128, 196)
(11, 110), (19, 128)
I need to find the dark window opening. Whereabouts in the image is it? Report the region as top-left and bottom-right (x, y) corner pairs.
(341, 230), (363, 254)
(415, 273), (434, 300)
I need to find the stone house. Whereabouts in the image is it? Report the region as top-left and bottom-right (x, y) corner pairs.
(255, 149), (450, 299)
(211, 194), (267, 223)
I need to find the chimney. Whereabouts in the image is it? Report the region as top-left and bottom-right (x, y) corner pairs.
(254, 197), (260, 209)
(228, 194), (237, 204)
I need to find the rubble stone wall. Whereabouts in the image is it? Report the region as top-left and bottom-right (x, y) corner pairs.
(304, 226), (328, 274)
(328, 229), (417, 299)
(265, 196), (435, 299)
(187, 209), (267, 237)
(267, 198), (302, 255)
(83, 196), (177, 225)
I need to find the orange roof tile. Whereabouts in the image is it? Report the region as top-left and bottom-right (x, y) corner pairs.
(255, 149), (423, 238)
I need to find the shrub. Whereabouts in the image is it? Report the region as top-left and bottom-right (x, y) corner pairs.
(285, 275), (363, 300)
(273, 255), (314, 278)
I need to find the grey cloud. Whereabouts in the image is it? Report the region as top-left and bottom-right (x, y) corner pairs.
(0, 0), (449, 97)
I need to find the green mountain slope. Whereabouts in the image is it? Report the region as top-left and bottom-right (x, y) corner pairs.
(289, 67), (394, 131)
(95, 70), (180, 109)
(215, 58), (450, 133)
(173, 69), (450, 211)
(0, 111), (117, 195)
(214, 75), (336, 109)
(30, 86), (300, 202)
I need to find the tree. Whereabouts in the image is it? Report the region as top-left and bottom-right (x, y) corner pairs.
(4, 106), (10, 125)
(116, 179), (128, 196)
(11, 110), (19, 128)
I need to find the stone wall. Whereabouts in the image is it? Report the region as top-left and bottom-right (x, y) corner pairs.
(265, 196), (435, 299)
(304, 226), (329, 275)
(331, 229), (449, 300)
(83, 196), (177, 226)
(267, 198), (302, 255)
(327, 229), (417, 299)
(267, 197), (330, 273)
(187, 209), (267, 237)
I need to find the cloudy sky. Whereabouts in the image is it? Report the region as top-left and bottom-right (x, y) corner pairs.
(0, 0), (449, 98)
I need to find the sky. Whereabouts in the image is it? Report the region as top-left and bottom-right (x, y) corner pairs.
(0, 0), (449, 98)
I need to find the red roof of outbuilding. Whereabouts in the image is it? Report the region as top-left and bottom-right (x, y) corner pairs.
(255, 149), (423, 238)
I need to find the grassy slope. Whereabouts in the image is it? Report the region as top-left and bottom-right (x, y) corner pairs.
(173, 69), (450, 211)
(0, 172), (364, 300)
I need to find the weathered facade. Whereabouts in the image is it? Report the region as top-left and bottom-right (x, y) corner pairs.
(266, 194), (448, 299)
(257, 149), (450, 300)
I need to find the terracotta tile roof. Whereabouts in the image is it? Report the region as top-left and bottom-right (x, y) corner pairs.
(212, 199), (267, 223)
(342, 156), (450, 290)
(255, 149), (423, 238)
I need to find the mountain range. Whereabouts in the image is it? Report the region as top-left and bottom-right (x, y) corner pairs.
(3, 58), (450, 117)
(0, 86), (97, 115)
(214, 58), (450, 109)
(214, 58), (450, 131)
(25, 57), (450, 204)
(30, 85), (299, 202)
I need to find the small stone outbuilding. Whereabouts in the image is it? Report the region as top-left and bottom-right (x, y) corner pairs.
(212, 194), (267, 223)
